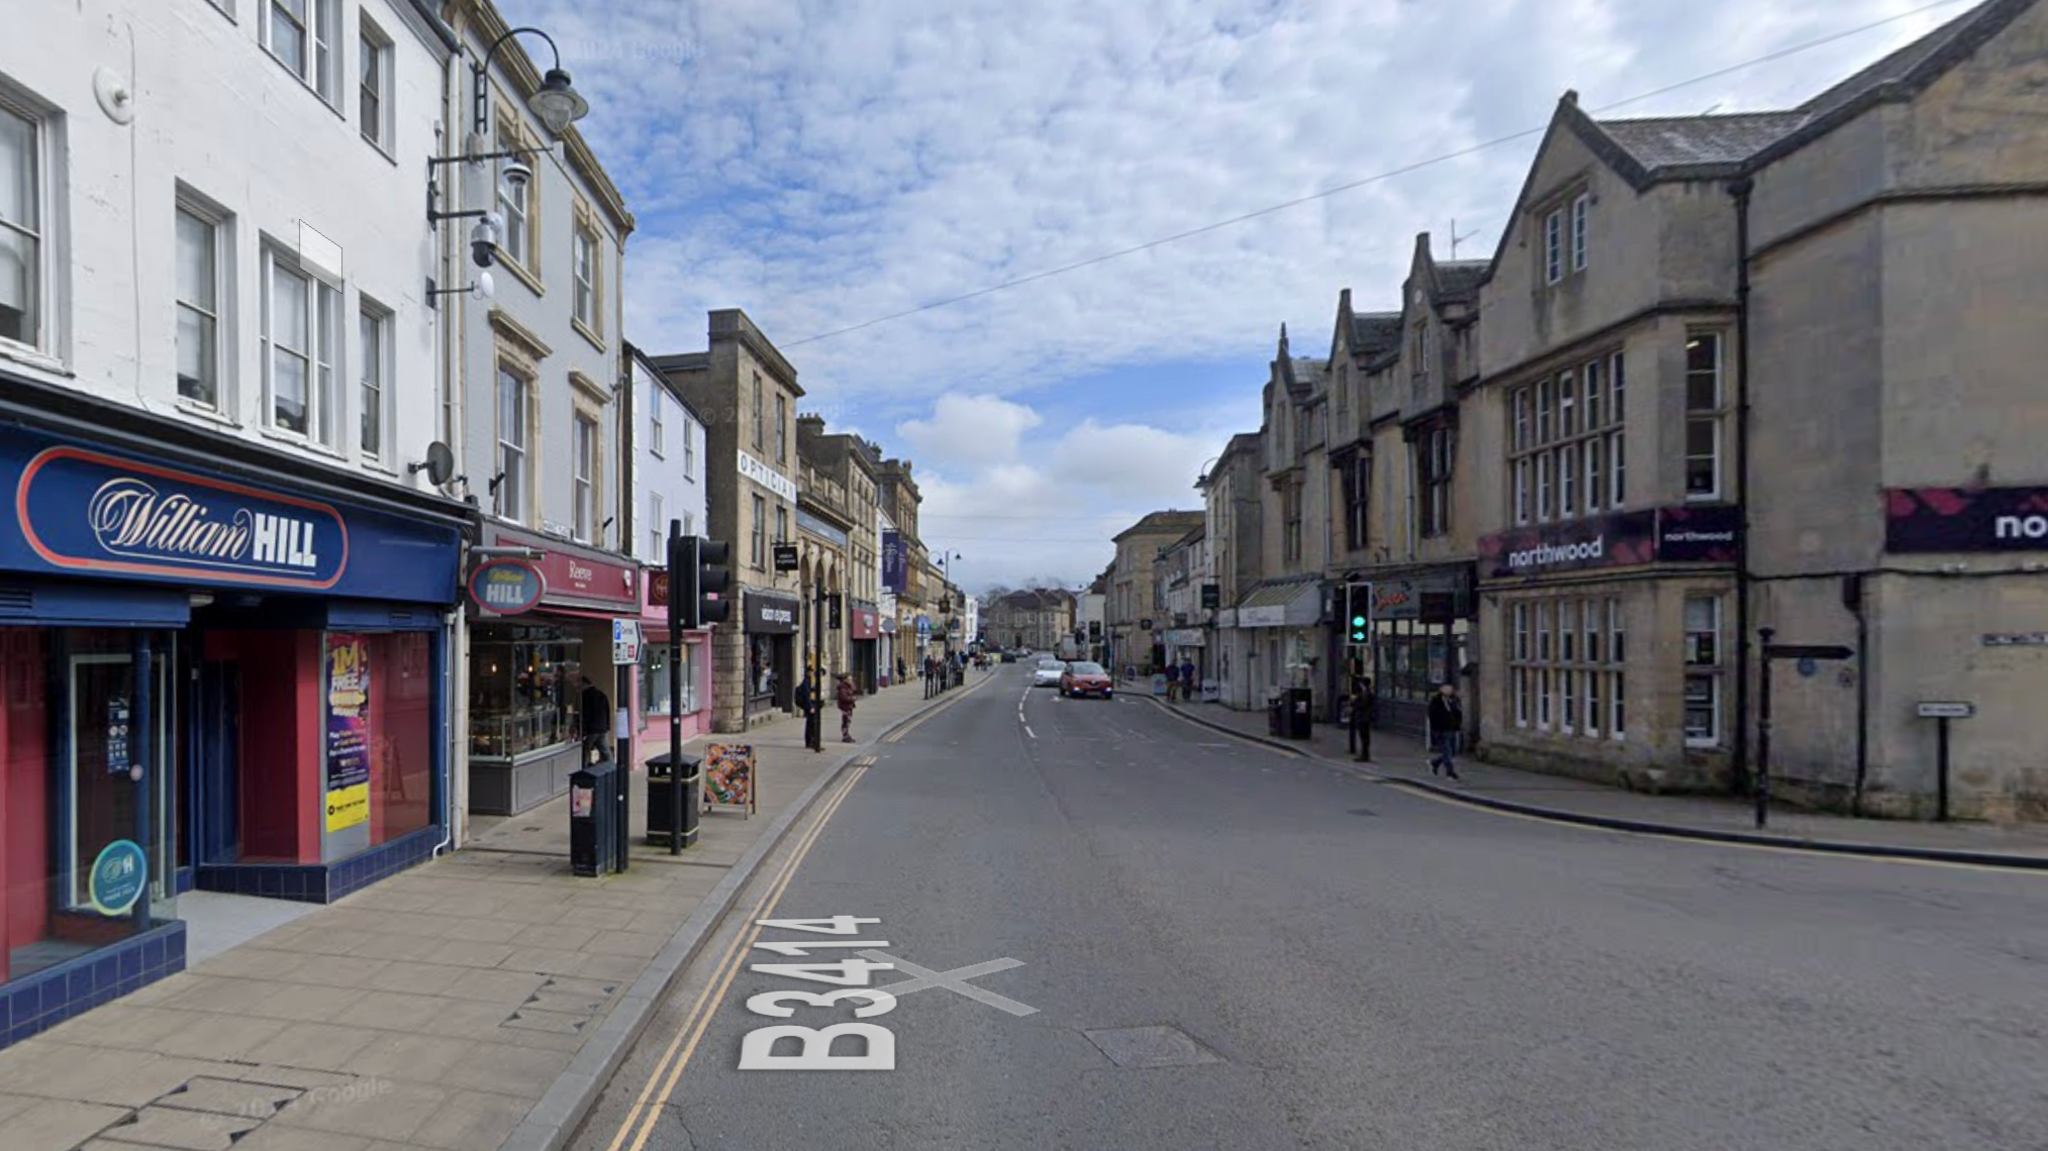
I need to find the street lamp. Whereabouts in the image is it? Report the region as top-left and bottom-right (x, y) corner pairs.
(473, 27), (589, 140)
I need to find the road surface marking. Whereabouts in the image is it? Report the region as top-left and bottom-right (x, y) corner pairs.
(855, 950), (1039, 1016)
(1024, 725), (1037, 739)
(606, 766), (868, 1151)
(884, 673), (996, 743)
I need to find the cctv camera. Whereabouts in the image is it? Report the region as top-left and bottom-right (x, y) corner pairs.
(469, 215), (501, 269)
(501, 159), (533, 195)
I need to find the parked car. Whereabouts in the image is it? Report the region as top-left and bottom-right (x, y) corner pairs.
(1059, 661), (1113, 699)
(1032, 657), (1064, 687)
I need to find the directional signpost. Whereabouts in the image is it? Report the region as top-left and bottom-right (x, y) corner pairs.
(1916, 701), (1974, 821)
(1755, 629), (1856, 830)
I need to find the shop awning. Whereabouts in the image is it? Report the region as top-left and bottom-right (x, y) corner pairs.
(1233, 578), (1324, 628)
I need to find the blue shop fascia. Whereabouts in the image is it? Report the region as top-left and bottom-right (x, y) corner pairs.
(0, 377), (474, 1050)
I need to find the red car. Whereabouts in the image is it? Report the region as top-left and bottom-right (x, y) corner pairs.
(1059, 661), (1114, 699)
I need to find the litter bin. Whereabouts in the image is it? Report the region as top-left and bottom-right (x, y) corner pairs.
(1284, 687), (1314, 740)
(569, 761), (621, 876)
(645, 752), (702, 847)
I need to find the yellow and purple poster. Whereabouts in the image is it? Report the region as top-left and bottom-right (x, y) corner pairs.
(325, 634), (372, 833)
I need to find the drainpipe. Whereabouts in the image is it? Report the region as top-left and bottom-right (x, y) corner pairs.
(1847, 573), (1871, 814)
(1728, 176), (1755, 794)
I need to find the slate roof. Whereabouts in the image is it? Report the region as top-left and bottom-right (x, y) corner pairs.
(1351, 311), (1404, 360)
(1114, 510), (1206, 542)
(1595, 111), (1812, 169)
(1800, 1), (1996, 121)
(1434, 261), (1488, 301)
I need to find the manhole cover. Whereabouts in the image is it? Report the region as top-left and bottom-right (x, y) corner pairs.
(1083, 1025), (1221, 1068)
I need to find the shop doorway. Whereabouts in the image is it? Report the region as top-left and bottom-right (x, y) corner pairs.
(194, 661), (240, 867)
(60, 646), (177, 915)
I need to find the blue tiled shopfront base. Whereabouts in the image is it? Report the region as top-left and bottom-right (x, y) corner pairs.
(194, 826), (443, 904)
(1, 920), (186, 1050)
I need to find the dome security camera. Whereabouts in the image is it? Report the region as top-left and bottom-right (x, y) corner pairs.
(469, 213), (502, 269)
(501, 158), (534, 196)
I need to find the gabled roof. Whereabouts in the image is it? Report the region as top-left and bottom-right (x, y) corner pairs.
(1352, 312), (1403, 359)
(1114, 510), (1206, 543)
(1596, 112), (1811, 169)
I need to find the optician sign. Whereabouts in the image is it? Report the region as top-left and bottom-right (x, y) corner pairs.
(1886, 486), (2048, 553)
(737, 449), (798, 502)
(2, 426), (460, 603)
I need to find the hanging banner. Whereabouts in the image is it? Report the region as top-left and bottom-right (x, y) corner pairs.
(882, 530), (908, 592)
(324, 634), (372, 833)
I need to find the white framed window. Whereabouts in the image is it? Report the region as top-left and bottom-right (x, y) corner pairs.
(358, 15), (393, 151)
(649, 386), (665, 457)
(1570, 193), (1590, 271)
(496, 125), (530, 267)
(750, 494), (766, 568)
(1685, 332), (1725, 500)
(1684, 596), (1723, 747)
(751, 374), (764, 452)
(496, 365), (529, 523)
(1508, 351), (1624, 528)
(682, 417), (696, 478)
(267, 0), (338, 104)
(358, 299), (390, 461)
(572, 412), (597, 542)
(0, 99), (47, 353)
(648, 490), (664, 561)
(260, 247), (339, 443)
(1543, 208), (1563, 284)
(175, 202), (224, 409)
(572, 225), (597, 331)
(1609, 597), (1627, 740)
(775, 392), (789, 464)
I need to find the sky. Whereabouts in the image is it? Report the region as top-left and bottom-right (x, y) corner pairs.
(497, 0), (1968, 595)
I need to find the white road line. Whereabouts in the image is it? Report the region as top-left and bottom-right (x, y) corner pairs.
(1024, 725), (1037, 739)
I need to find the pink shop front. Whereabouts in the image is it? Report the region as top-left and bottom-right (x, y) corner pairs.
(630, 569), (713, 767)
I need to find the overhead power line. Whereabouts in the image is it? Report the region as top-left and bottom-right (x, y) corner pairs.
(783, 0), (1967, 349)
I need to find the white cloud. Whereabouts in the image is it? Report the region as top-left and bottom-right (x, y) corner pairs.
(896, 394), (1044, 468)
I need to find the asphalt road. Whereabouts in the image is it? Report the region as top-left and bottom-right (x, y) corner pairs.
(570, 663), (2048, 1151)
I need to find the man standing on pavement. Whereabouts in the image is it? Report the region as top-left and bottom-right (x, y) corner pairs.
(836, 673), (858, 742)
(1427, 683), (1463, 779)
(1163, 660), (1180, 702)
(795, 670), (823, 753)
(1348, 677), (1377, 762)
(579, 676), (611, 764)
(1180, 656), (1197, 701)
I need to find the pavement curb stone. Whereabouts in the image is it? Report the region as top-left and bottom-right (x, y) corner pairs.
(502, 674), (999, 1151)
(1138, 694), (2048, 872)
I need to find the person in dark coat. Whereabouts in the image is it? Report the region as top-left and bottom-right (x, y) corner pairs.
(1348, 677), (1377, 762)
(579, 676), (610, 763)
(795, 672), (823, 753)
(835, 673), (858, 742)
(1426, 683), (1463, 779)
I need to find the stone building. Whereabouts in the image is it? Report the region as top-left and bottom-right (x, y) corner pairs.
(796, 415), (883, 692)
(1108, 511), (1206, 674)
(1200, 433), (1266, 708)
(1466, 0), (2048, 819)
(875, 456), (928, 661)
(655, 309), (804, 732)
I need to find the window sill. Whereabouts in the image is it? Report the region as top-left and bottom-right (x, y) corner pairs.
(266, 49), (344, 120)
(174, 400), (240, 429)
(362, 460), (400, 478)
(495, 253), (544, 297)
(257, 425), (347, 460)
(363, 135), (398, 166)
(0, 342), (70, 376)
(572, 317), (606, 354)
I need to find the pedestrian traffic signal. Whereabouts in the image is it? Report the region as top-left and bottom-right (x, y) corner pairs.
(672, 530), (731, 630)
(1345, 583), (1370, 644)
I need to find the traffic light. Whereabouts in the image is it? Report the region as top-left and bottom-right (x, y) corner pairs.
(1345, 582), (1370, 645)
(671, 529), (731, 629)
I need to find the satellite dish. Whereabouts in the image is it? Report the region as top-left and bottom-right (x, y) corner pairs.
(411, 441), (457, 486)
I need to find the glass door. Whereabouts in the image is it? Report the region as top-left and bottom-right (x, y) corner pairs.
(64, 644), (177, 911)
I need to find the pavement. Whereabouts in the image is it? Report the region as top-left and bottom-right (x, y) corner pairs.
(0, 671), (999, 1151)
(1139, 692), (2048, 869)
(563, 663), (2048, 1151)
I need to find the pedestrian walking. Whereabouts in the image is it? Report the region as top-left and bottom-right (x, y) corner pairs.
(896, 656), (906, 686)
(1179, 657), (1196, 701)
(835, 673), (857, 742)
(1163, 661), (1180, 702)
(579, 676), (611, 764)
(795, 671), (823, 753)
(1426, 683), (1463, 779)
(1347, 677), (1376, 762)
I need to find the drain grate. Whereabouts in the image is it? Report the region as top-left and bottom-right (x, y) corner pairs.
(1083, 1025), (1222, 1069)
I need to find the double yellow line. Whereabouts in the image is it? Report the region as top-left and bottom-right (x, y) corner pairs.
(601, 764), (871, 1151)
(883, 671), (996, 743)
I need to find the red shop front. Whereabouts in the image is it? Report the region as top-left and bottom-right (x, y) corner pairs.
(629, 569), (713, 768)
(849, 600), (881, 695)
(465, 526), (641, 816)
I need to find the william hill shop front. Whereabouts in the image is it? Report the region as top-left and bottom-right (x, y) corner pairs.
(0, 410), (467, 1050)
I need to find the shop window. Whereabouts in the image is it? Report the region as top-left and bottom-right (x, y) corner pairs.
(641, 642), (699, 717)
(1684, 596), (1723, 747)
(468, 627), (585, 759)
(1507, 595), (1624, 743)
